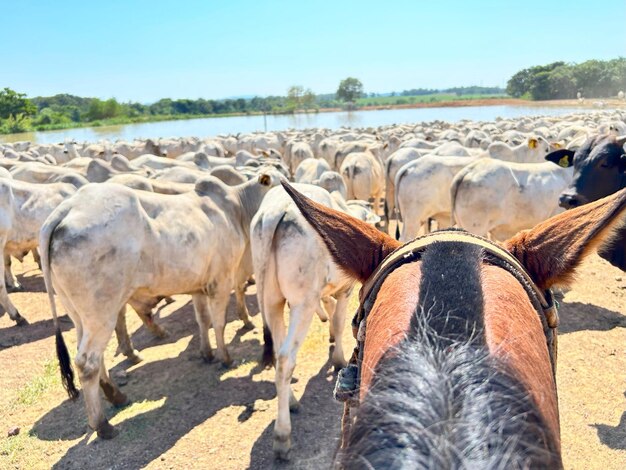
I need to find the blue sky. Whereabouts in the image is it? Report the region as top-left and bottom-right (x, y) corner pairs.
(3, 0), (624, 103)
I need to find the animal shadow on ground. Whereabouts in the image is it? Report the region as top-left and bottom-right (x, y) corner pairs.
(0, 315), (73, 350)
(555, 298), (626, 335)
(592, 391), (626, 450)
(15, 269), (47, 293)
(127, 290), (260, 354)
(32, 319), (274, 469)
(248, 347), (343, 470)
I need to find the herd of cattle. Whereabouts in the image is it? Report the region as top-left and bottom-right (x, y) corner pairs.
(1, 108), (625, 458)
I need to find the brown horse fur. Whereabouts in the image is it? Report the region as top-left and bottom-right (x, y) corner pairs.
(280, 181), (626, 467)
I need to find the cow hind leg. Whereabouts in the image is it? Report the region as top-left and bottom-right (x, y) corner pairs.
(330, 291), (350, 369)
(206, 287), (234, 367)
(0, 253), (26, 325)
(99, 357), (128, 407)
(191, 294), (214, 363)
(322, 296), (337, 341)
(32, 249), (42, 270)
(261, 294), (286, 369)
(273, 301), (316, 460)
(234, 270), (254, 331)
(75, 327), (118, 439)
(114, 306), (142, 364)
(4, 254), (22, 292)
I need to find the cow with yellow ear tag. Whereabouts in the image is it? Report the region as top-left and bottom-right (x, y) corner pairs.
(545, 133), (626, 271)
(488, 135), (559, 163)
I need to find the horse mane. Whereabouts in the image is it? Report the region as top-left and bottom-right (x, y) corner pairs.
(338, 316), (560, 469)
(337, 241), (562, 469)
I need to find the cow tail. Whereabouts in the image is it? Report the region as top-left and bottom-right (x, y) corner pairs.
(393, 165), (409, 241)
(39, 203), (79, 400)
(383, 157), (394, 232)
(449, 165), (472, 228)
(252, 210), (286, 368)
(342, 167), (354, 201)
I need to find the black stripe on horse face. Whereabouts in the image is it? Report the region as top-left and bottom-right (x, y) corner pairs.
(413, 241), (485, 345)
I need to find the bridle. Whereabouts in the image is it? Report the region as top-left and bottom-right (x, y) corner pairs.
(334, 229), (560, 448)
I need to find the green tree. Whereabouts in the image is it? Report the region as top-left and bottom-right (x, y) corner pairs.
(286, 85), (304, 110)
(547, 66), (577, 99)
(0, 88), (37, 119)
(302, 88), (316, 110)
(103, 98), (122, 118)
(336, 77), (363, 103)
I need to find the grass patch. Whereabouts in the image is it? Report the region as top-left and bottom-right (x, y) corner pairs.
(15, 359), (59, 407)
(357, 93), (507, 106)
(0, 431), (27, 459)
(0, 430), (49, 469)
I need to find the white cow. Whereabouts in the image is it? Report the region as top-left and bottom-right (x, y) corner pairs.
(383, 147), (423, 227)
(0, 179), (76, 324)
(285, 142), (314, 175)
(340, 151), (384, 215)
(294, 158), (331, 184)
(313, 171), (348, 200)
(450, 159), (572, 240)
(131, 154), (198, 171)
(251, 183), (379, 459)
(41, 172), (281, 439)
(10, 162), (89, 187)
(488, 136), (559, 163)
(395, 155), (479, 241)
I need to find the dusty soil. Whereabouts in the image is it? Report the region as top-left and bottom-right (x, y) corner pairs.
(0, 250), (625, 469)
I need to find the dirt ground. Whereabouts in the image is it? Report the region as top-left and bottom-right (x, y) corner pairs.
(0, 250), (625, 469)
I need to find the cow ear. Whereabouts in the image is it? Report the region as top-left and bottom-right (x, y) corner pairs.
(280, 181), (400, 283)
(545, 149), (575, 168)
(504, 188), (626, 290)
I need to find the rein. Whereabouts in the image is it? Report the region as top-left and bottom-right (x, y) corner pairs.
(334, 229), (559, 448)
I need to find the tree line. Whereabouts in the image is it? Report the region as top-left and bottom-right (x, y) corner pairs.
(506, 58), (626, 100)
(4, 59), (623, 135)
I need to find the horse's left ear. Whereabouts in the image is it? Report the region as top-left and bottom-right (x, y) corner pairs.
(504, 188), (626, 289)
(281, 181), (400, 283)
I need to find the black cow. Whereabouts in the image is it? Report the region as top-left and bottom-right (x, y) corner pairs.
(546, 133), (626, 270)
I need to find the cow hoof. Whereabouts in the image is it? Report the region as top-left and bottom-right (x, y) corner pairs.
(112, 393), (130, 408)
(241, 321), (255, 332)
(329, 335), (335, 344)
(163, 296), (175, 305)
(261, 352), (275, 369)
(15, 315), (29, 326)
(8, 285), (23, 293)
(154, 328), (168, 339)
(201, 351), (216, 363)
(289, 396), (300, 413)
(126, 351), (143, 364)
(96, 421), (118, 440)
(220, 356), (234, 369)
(273, 435), (291, 461)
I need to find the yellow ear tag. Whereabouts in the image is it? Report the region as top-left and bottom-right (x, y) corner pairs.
(558, 155), (570, 168)
(529, 139), (537, 149)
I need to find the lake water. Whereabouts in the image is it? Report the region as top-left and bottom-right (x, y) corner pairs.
(0, 105), (594, 144)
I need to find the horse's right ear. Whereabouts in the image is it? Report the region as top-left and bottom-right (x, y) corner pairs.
(281, 181), (400, 283)
(504, 188), (626, 290)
